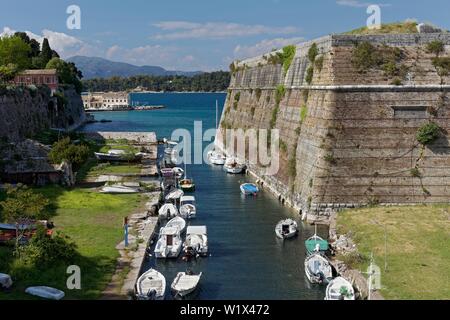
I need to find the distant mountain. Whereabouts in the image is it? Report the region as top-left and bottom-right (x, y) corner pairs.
(67, 56), (203, 79)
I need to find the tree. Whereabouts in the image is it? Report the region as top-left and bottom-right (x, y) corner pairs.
(0, 35), (31, 70)
(40, 38), (53, 66)
(13, 32), (40, 57)
(0, 63), (19, 83)
(46, 58), (83, 93)
(0, 184), (49, 250)
(48, 137), (91, 170)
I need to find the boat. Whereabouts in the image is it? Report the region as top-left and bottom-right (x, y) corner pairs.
(171, 271), (202, 298)
(158, 203), (179, 220)
(275, 219), (298, 239)
(179, 196), (197, 219)
(179, 162), (195, 192)
(0, 223), (53, 244)
(25, 286), (65, 300)
(325, 277), (355, 300)
(94, 152), (122, 162)
(161, 168), (175, 178)
(95, 149), (137, 162)
(305, 225), (329, 255)
(240, 183), (259, 196)
(100, 185), (140, 194)
(223, 157), (245, 174)
(304, 253), (333, 284)
(208, 151), (226, 165)
(165, 188), (184, 201)
(136, 269), (166, 300)
(183, 226), (208, 257)
(0, 273), (12, 289)
(166, 216), (187, 234)
(172, 167), (185, 178)
(164, 141), (178, 155)
(154, 227), (183, 259)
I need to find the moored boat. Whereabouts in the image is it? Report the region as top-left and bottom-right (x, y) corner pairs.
(166, 216), (186, 234)
(0, 273), (13, 289)
(305, 225), (329, 255)
(275, 219), (298, 239)
(325, 277), (355, 300)
(154, 227), (183, 259)
(207, 150), (226, 165)
(165, 188), (184, 201)
(223, 157), (245, 174)
(304, 253), (333, 284)
(25, 286), (65, 300)
(171, 271), (202, 298)
(136, 269), (166, 300)
(158, 203), (179, 220)
(179, 196), (197, 219)
(179, 178), (195, 192)
(183, 226), (208, 257)
(240, 183), (259, 196)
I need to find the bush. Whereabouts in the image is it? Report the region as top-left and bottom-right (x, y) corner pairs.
(426, 40), (445, 56)
(305, 66), (314, 84)
(281, 45), (296, 75)
(416, 122), (440, 145)
(308, 43), (319, 63)
(432, 57), (450, 77)
(300, 105), (308, 123)
(315, 55), (324, 72)
(49, 137), (91, 170)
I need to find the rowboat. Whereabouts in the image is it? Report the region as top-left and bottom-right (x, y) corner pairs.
(304, 253), (333, 284)
(305, 225), (329, 255)
(100, 185), (140, 194)
(136, 269), (166, 300)
(171, 271), (202, 298)
(179, 178), (195, 192)
(25, 286), (65, 300)
(166, 216), (187, 234)
(325, 277), (355, 300)
(158, 203), (179, 220)
(275, 219), (298, 239)
(240, 183), (259, 196)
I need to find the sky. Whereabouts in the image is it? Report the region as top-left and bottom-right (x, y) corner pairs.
(1, 0), (449, 71)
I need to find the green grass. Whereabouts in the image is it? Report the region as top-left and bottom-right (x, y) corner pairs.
(86, 163), (142, 177)
(0, 186), (144, 300)
(345, 21), (418, 35)
(337, 205), (450, 300)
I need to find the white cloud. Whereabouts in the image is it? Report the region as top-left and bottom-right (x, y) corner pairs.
(151, 21), (300, 40)
(233, 37), (304, 60)
(105, 44), (178, 66)
(336, 0), (391, 7)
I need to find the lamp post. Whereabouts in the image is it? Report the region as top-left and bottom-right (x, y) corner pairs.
(123, 217), (129, 248)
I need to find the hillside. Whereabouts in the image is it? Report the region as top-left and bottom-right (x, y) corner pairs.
(67, 56), (202, 79)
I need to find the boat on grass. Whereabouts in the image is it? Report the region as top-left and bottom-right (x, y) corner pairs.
(179, 196), (197, 219)
(25, 286), (65, 300)
(171, 271), (202, 298)
(240, 183), (259, 196)
(275, 219), (298, 239)
(136, 269), (166, 300)
(100, 184), (140, 194)
(304, 253), (333, 284)
(154, 227), (182, 259)
(0, 273), (12, 289)
(305, 225), (329, 255)
(325, 277), (355, 300)
(166, 216), (186, 234)
(183, 226), (208, 257)
(158, 203), (179, 220)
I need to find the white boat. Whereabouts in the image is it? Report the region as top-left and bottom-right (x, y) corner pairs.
(171, 272), (202, 297)
(304, 253), (333, 284)
(164, 141), (178, 155)
(0, 273), (12, 289)
(158, 203), (179, 220)
(208, 150), (226, 165)
(325, 277), (355, 300)
(154, 227), (182, 259)
(172, 167), (185, 178)
(179, 196), (197, 219)
(100, 185), (140, 194)
(275, 219), (298, 239)
(240, 183), (259, 195)
(25, 286), (65, 300)
(136, 269), (166, 300)
(165, 189), (184, 201)
(166, 216), (186, 234)
(223, 157), (245, 174)
(183, 226), (208, 257)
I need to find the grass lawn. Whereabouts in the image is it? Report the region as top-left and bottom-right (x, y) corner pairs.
(337, 205), (450, 300)
(0, 186), (145, 300)
(86, 163), (142, 176)
(99, 145), (139, 154)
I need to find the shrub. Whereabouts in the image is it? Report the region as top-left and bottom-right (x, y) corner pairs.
(432, 57), (450, 77)
(416, 122), (440, 145)
(308, 43), (319, 63)
(352, 42), (377, 71)
(426, 40), (445, 56)
(49, 137), (91, 170)
(281, 45), (297, 75)
(315, 55), (324, 72)
(300, 105), (308, 123)
(234, 92), (241, 102)
(305, 66), (314, 84)
(391, 78), (403, 86)
(275, 84), (286, 105)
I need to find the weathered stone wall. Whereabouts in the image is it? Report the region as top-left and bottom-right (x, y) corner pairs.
(220, 33), (450, 220)
(0, 86), (86, 142)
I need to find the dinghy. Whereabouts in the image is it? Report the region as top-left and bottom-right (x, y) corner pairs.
(154, 227), (182, 259)
(275, 219), (298, 239)
(25, 286), (65, 300)
(223, 157), (245, 174)
(172, 167), (185, 178)
(100, 185), (140, 194)
(305, 225), (329, 255)
(304, 253), (333, 284)
(240, 183), (259, 196)
(0, 273), (12, 289)
(165, 189), (184, 201)
(136, 269), (166, 300)
(171, 271), (202, 298)
(183, 226), (208, 257)
(166, 216), (187, 234)
(158, 203), (179, 220)
(325, 277), (355, 300)
(179, 196), (197, 219)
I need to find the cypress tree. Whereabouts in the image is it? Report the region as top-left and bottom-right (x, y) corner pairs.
(40, 38), (52, 66)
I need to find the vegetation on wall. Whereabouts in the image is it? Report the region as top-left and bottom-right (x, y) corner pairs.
(308, 43), (319, 63)
(233, 91), (241, 109)
(305, 66), (314, 85)
(300, 105), (308, 123)
(416, 122), (441, 145)
(426, 40), (445, 57)
(315, 55), (324, 72)
(432, 57), (450, 77)
(344, 21), (418, 35)
(281, 45), (297, 75)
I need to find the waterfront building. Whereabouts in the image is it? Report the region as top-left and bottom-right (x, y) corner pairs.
(82, 91), (130, 111)
(13, 69), (59, 93)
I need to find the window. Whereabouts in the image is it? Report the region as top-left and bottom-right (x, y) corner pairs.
(392, 106), (428, 119)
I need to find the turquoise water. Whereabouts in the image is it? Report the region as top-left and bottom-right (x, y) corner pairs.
(81, 93), (327, 300)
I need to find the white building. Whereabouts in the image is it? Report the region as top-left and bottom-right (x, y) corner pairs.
(82, 92), (130, 111)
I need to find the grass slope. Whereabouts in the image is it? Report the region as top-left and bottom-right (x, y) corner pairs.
(337, 205), (450, 300)
(345, 21), (419, 35)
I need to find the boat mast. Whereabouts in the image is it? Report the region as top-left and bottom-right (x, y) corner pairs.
(215, 100), (218, 130)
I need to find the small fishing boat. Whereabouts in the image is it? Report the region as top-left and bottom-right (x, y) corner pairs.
(207, 150), (226, 165)
(305, 225), (329, 255)
(136, 269), (166, 300)
(100, 185), (140, 194)
(275, 219), (298, 239)
(165, 189), (184, 201)
(154, 227), (182, 259)
(325, 277), (355, 300)
(166, 216), (186, 234)
(164, 141), (178, 155)
(183, 226), (208, 257)
(223, 157), (245, 174)
(304, 253), (333, 284)
(171, 271), (202, 298)
(25, 286), (65, 300)
(240, 183), (259, 196)
(0, 273), (12, 289)
(179, 178), (195, 192)
(179, 196), (197, 219)
(158, 203), (179, 220)
(172, 167), (185, 178)
(94, 152), (123, 162)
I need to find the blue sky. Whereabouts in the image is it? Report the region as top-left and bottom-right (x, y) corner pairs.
(1, 0), (449, 71)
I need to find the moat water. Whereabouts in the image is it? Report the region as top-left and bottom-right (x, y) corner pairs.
(81, 92), (327, 300)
